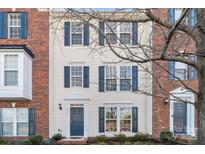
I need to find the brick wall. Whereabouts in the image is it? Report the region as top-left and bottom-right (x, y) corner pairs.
(0, 8), (49, 138)
(152, 8), (198, 138)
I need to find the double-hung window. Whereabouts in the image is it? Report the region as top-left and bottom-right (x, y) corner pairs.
(120, 66), (131, 91)
(71, 22), (83, 45)
(1, 108), (28, 136)
(71, 66), (83, 87)
(106, 66), (117, 91)
(105, 107), (117, 132)
(105, 65), (132, 91)
(105, 22), (118, 44)
(105, 22), (132, 45)
(4, 55), (18, 86)
(119, 22), (131, 44)
(105, 106), (132, 132)
(175, 61), (187, 80)
(8, 13), (21, 39)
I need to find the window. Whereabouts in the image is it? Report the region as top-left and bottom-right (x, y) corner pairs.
(105, 106), (132, 132)
(4, 55), (18, 86)
(8, 13), (21, 38)
(120, 107), (131, 131)
(106, 66), (117, 91)
(174, 8), (188, 24)
(105, 22), (132, 45)
(105, 22), (117, 44)
(71, 66), (83, 87)
(1, 108), (28, 136)
(175, 62), (187, 80)
(105, 107), (117, 132)
(120, 66), (131, 91)
(105, 65), (132, 91)
(120, 23), (131, 44)
(71, 22), (83, 45)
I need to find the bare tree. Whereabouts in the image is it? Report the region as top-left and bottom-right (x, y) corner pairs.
(50, 8), (205, 144)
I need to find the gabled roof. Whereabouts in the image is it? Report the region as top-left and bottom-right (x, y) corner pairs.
(0, 44), (34, 58)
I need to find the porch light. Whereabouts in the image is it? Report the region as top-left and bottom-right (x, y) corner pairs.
(58, 103), (62, 110)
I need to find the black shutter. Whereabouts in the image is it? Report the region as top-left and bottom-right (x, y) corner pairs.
(64, 66), (70, 88)
(99, 107), (105, 133)
(83, 23), (89, 46)
(132, 66), (138, 91)
(168, 61), (175, 80)
(83, 66), (89, 88)
(0, 12), (7, 38)
(99, 66), (105, 92)
(132, 22), (138, 45)
(64, 22), (70, 46)
(99, 21), (105, 46)
(28, 108), (35, 136)
(20, 12), (28, 38)
(132, 107), (138, 133)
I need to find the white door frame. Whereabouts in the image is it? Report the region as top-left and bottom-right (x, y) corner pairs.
(169, 87), (195, 136)
(65, 103), (88, 138)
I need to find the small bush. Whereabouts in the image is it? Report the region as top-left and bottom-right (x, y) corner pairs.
(93, 135), (108, 143)
(20, 140), (32, 145)
(159, 131), (174, 142)
(0, 139), (9, 145)
(113, 134), (127, 144)
(132, 133), (151, 142)
(52, 133), (62, 141)
(44, 138), (55, 145)
(29, 135), (43, 145)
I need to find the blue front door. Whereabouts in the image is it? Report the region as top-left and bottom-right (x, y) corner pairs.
(173, 102), (187, 134)
(70, 107), (84, 136)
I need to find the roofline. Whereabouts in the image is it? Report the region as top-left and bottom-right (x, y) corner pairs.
(0, 44), (34, 58)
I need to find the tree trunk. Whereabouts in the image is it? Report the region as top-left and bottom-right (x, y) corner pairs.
(196, 9), (205, 144)
(197, 63), (205, 144)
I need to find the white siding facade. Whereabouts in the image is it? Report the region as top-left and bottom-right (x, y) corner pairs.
(49, 12), (153, 138)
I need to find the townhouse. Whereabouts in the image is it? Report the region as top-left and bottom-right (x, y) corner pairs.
(49, 11), (153, 138)
(152, 8), (197, 138)
(0, 9), (49, 138)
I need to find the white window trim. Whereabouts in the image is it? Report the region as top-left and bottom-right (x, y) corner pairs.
(174, 58), (188, 80)
(169, 87), (195, 136)
(104, 104), (132, 134)
(1, 108), (29, 137)
(105, 22), (132, 45)
(70, 22), (84, 46)
(8, 13), (21, 39)
(105, 65), (132, 92)
(70, 65), (84, 88)
(0, 53), (19, 88)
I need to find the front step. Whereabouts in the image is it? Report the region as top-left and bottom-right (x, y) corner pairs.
(56, 138), (88, 145)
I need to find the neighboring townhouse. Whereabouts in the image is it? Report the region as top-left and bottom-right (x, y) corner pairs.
(0, 9), (49, 138)
(152, 8), (197, 138)
(49, 11), (153, 139)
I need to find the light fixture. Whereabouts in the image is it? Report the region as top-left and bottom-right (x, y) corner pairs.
(164, 99), (169, 105)
(11, 102), (16, 108)
(58, 103), (62, 110)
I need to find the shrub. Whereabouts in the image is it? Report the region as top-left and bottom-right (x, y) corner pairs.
(29, 135), (43, 145)
(52, 133), (62, 141)
(0, 138), (9, 145)
(93, 135), (108, 143)
(159, 131), (174, 142)
(113, 134), (127, 144)
(132, 133), (151, 142)
(44, 138), (55, 145)
(20, 140), (33, 145)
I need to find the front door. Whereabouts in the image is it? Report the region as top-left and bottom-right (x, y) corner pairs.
(173, 102), (187, 134)
(70, 107), (84, 137)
